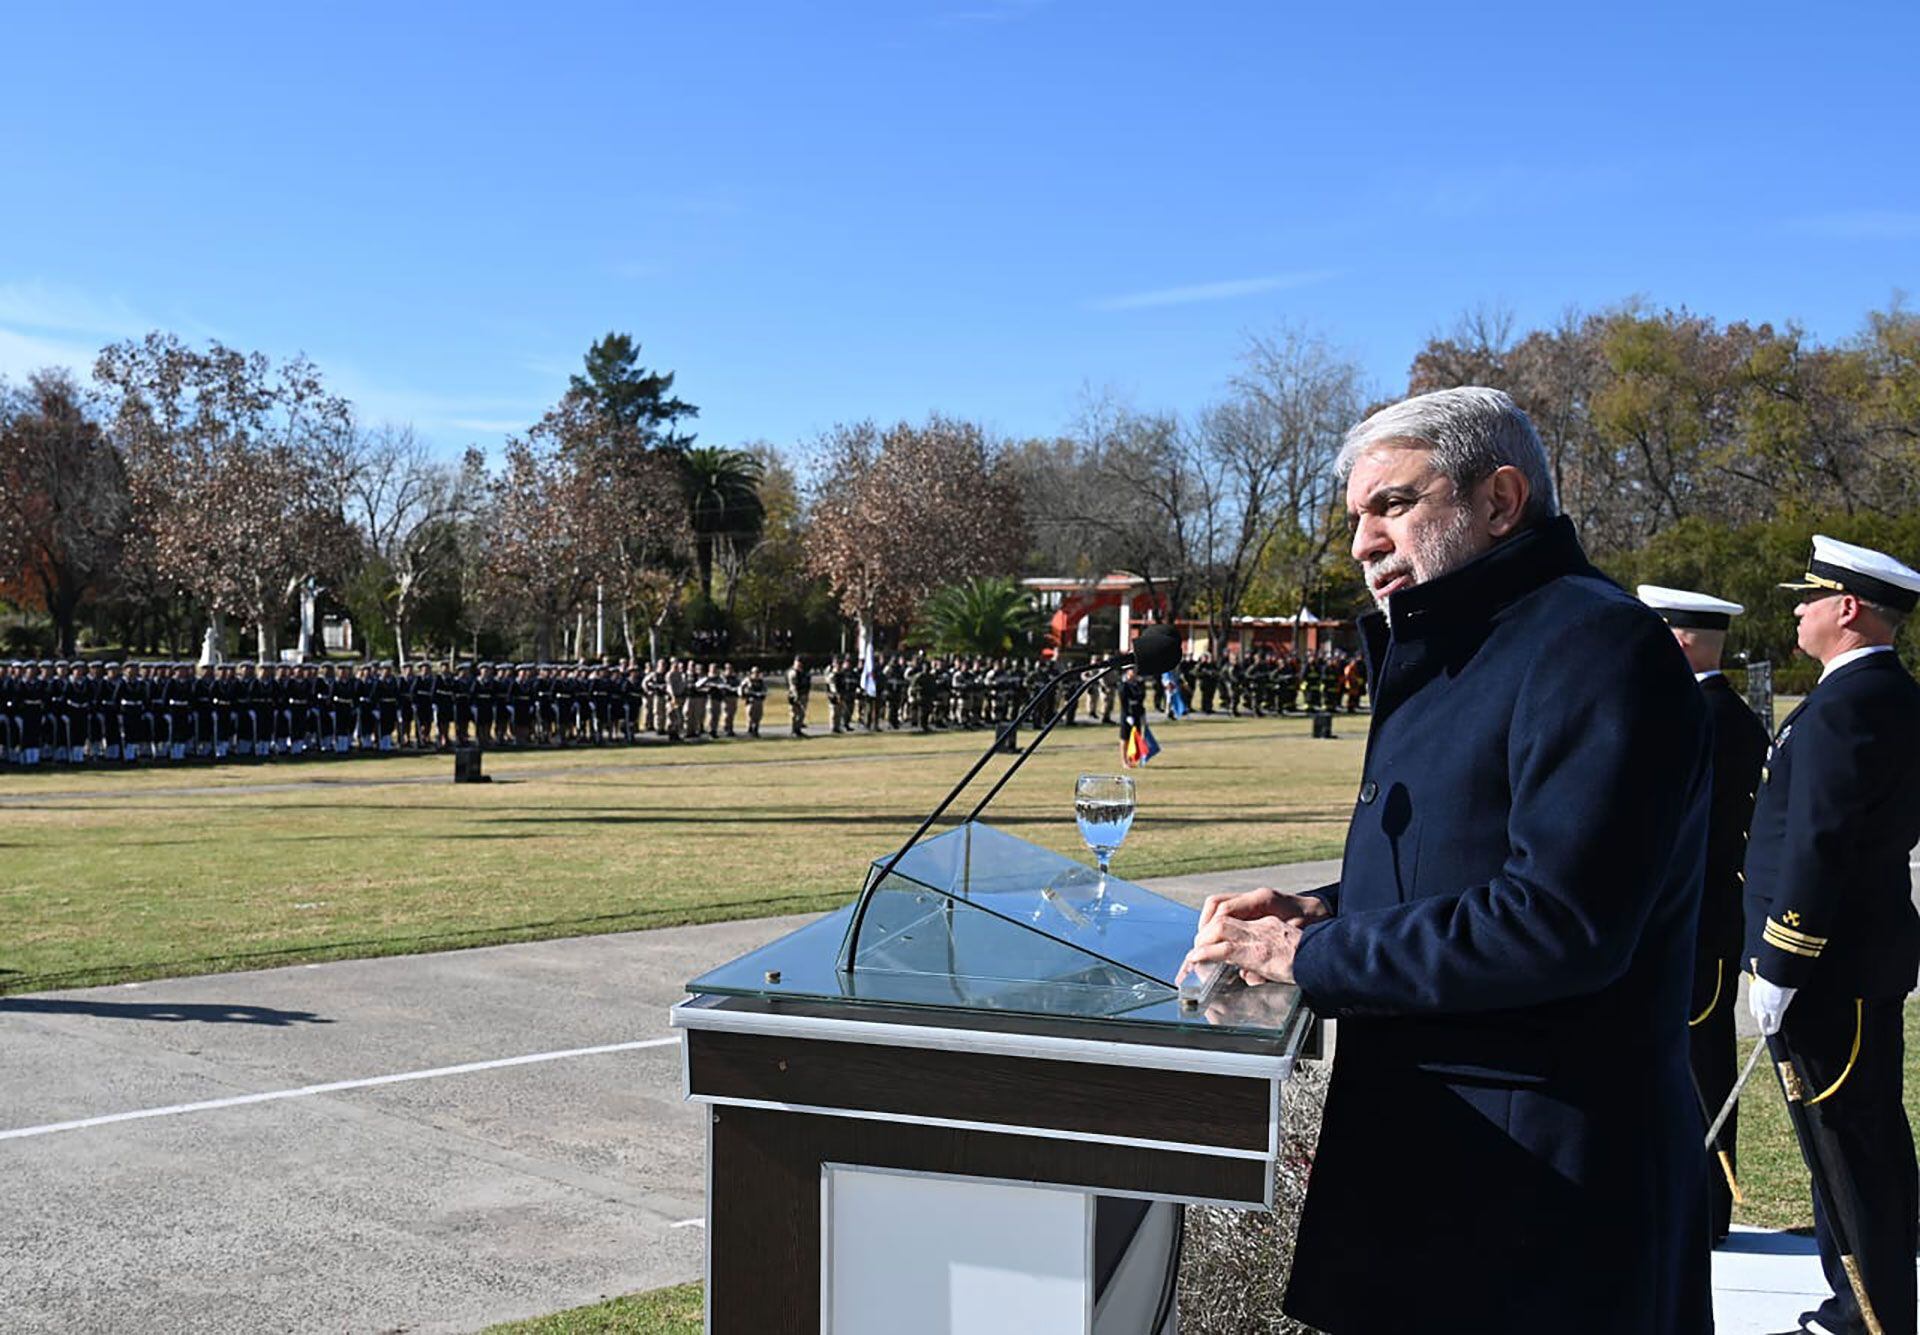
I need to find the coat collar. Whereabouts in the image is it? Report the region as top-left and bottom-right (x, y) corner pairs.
(1358, 515), (1597, 650)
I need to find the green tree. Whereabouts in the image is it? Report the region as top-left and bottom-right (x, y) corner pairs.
(683, 445), (766, 604)
(568, 332), (698, 449)
(909, 576), (1041, 655)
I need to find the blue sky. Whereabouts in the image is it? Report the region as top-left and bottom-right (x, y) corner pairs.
(2, 1), (1915, 460)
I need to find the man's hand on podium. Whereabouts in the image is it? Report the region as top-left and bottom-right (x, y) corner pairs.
(1182, 887), (1332, 986)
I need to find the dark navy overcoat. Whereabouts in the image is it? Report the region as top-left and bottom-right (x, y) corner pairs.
(1285, 516), (1715, 1335)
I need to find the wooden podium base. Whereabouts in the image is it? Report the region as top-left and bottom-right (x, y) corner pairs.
(675, 997), (1297, 1334)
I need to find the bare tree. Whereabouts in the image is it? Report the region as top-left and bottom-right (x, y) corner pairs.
(473, 418), (614, 662)
(472, 394), (687, 661)
(1206, 329), (1364, 647)
(336, 424), (480, 663)
(804, 415), (1028, 654)
(0, 370), (130, 656)
(1033, 394), (1201, 623)
(95, 333), (358, 661)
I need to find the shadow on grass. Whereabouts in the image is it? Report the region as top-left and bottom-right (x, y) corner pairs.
(0, 997), (334, 1026)
(0, 888), (847, 996)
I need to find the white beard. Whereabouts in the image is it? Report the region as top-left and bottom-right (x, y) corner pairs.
(1364, 502), (1483, 613)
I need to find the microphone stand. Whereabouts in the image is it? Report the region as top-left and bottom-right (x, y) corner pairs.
(840, 655), (1132, 973)
(963, 666), (1118, 822)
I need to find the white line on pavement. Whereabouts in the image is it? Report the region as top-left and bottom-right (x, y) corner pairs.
(0, 1036), (683, 1143)
(669, 1218), (706, 1229)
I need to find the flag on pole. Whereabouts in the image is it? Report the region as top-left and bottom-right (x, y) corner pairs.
(1124, 722), (1161, 768)
(860, 635), (877, 699)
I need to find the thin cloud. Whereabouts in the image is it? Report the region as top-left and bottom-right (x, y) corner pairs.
(1788, 209), (1920, 240)
(0, 325), (104, 384)
(1089, 270), (1340, 312)
(0, 280), (150, 338)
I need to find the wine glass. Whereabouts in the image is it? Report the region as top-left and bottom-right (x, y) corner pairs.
(1074, 773), (1135, 914)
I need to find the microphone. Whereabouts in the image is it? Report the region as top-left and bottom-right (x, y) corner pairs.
(842, 626), (1181, 972)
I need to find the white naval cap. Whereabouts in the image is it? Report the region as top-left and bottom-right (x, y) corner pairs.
(1780, 534), (1920, 613)
(1637, 584), (1745, 631)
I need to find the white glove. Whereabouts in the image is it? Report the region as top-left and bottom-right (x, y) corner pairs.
(1748, 973), (1797, 1036)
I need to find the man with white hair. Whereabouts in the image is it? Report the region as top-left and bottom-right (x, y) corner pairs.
(1187, 387), (1713, 1333)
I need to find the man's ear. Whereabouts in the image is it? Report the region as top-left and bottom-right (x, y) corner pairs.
(1483, 465), (1532, 538)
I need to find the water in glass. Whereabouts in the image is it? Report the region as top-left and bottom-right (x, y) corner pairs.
(1075, 773), (1135, 914)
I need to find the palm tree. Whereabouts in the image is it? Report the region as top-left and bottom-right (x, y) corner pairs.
(909, 576), (1042, 655)
(682, 446), (766, 603)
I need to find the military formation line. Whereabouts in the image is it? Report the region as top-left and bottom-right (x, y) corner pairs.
(0, 648), (1366, 768)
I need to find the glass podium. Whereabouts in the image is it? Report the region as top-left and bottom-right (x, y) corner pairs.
(673, 822), (1312, 1335)
(687, 820), (1311, 1045)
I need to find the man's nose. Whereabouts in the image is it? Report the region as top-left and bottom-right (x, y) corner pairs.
(1351, 513), (1391, 565)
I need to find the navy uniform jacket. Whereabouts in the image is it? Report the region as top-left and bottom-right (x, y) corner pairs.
(1700, 675), (1770, 968)
(1742, 650), (1920, 996)
(1287, 517), (1713, 1335)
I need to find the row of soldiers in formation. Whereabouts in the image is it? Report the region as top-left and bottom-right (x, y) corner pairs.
(800, 647), (1367, 735)
(0, 645), (1366, 766)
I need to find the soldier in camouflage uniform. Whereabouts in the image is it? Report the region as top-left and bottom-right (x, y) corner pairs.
(786, 657), (811, 738)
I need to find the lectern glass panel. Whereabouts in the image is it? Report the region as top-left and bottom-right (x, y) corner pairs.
(686, 821), (1308, 1044)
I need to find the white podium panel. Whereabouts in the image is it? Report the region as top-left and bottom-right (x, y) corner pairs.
(824, 1168), (1093, 1335)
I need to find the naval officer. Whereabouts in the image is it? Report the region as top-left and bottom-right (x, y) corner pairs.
(1640, 584), (1771, 1244)
(1745, 535), (1920, 1335)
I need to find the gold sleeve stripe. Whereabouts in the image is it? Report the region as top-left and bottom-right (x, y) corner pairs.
(1765, 918), (1829, 946)
(1763, 925), (1823, 958)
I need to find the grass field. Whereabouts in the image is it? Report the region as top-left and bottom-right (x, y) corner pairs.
(0, 714), (1361, 994)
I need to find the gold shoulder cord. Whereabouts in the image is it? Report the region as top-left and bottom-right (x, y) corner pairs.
(1806, 999), (1864, 1107)
(1687, 960), (1723, 1028)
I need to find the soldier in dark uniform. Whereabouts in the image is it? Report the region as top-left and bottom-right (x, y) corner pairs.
(1187, 386), (1712, 1334)
(1193, 653), (1219, 713)
(209, 663), (237, 760)
(153, 663), (181, 760)
(73, 662), (104, 761)
(256, 662), (284, 755)
(119, 661), (150, 761)
(1116, 666), (1146, 747)
(43, 661), (71, 762)
(884, 654), (907, 729)
(1744, 535), (1920, 1335)
(392, 663), (416, 749)
(92, 661), (122, 761)
(0, 662), (15, 765)
(622, 662), (644, 741)
(238, 662), (265, 756)
(1640, 584), (1769, 1246)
